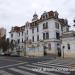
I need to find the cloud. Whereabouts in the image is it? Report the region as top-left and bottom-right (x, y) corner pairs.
(0, 0), (74, 37)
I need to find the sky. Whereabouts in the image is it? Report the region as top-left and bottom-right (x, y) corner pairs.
(0, 0), (75, 37)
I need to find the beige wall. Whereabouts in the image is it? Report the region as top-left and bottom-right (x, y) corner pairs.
(62, 37), (75, 58)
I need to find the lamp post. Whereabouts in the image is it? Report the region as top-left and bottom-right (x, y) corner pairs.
(24, 40), (26, 56)
(62, 46), (65, 58)
(73, 18), (75, 30)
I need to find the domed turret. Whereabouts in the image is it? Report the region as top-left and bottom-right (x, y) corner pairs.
(32, 12), (38, 22)
(54, 11), (59, 18)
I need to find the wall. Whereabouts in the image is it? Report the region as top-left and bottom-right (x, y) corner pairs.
(62, 37), (75, 58)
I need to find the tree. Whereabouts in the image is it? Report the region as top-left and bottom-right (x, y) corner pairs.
(9, 40), (15, 51)
(0, 36), (8, 52)
(0, 37), (14, 53)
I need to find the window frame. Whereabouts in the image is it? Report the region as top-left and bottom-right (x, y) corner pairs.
(56, 32), (60, 39)
(32, 28), (34, 33)
(55, 22), (59, 29)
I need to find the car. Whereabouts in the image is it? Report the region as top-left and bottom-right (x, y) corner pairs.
(4, 53), (10, 56)
(10, 52), (19, 57)
(0, 52), (4, 56)
(4, 52), (11, 56)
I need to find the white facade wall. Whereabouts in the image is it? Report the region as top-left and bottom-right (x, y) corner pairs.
(26, 18), (62, 56)
(9, 13), (70, 57)
(62, 37), (75, 58)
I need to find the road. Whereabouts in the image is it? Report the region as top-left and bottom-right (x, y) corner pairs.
(0, 56), (75, 75)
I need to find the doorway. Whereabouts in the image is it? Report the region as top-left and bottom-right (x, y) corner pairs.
(43, 46), (47, 56)
(57, 43), (61, 57)
(57, 48), (61, 57)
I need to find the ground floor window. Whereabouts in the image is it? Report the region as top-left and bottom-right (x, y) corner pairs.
(67, 44), (70, 50)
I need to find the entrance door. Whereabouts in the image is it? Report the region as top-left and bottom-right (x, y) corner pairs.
(43, 46), (47, 56)
(57, 48), (61, 57)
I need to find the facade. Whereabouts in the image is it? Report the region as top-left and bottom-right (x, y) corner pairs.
(9, 11), (69, 57)
(9, 26), (25, 56)
(61, 31), (75, 58)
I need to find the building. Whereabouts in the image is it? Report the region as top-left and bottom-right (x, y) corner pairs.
(61, 31), (75, 58)
(9, 26), (25, 56)
(9, 11), (69, 57)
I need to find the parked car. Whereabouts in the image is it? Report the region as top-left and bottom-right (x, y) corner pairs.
(10, 52), (19, 57)
(0, 52), (4, 56)
(4, 51), (11, 56)
(4, 53), (11, 56)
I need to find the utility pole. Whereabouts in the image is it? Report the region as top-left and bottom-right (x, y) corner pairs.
(73, 18), (75, 29)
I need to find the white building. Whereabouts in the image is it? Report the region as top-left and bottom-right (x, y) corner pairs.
(61, 31), (75, 58)
(9, 11), (69, 57)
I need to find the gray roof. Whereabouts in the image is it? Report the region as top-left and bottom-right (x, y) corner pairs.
(62, 31), (75, 38)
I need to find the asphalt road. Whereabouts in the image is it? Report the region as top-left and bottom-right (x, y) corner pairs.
(0, 55), (54, 69)
(0, 56), (75, 75)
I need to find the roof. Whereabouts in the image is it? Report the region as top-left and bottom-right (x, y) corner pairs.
(30, 11), (69, 28)
(9, 26), (25, 33)
(62, 31), (75, 38)
(10, 10), (70, 32)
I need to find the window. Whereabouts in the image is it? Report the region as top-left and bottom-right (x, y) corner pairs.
(11, 34), (13, 38)
(56, 32), (60, 39)
(32, 28), (34, 33)
(66, 27), (69, 32)
(46, 22), (48, 28)
(46, 14), (48, 18)
(55, 22), (59, 29)
(43, 32), (49, 40)
(42, 16), (45, 19)
(43, 33), (45, 40)
(43, 22), (48, 29)
(27, 30), (28, 34)
(22, 38), (23, 43)
(22, 46), (23, 48)
(46, 32), (49, 39)
(61, 26), (63, 31)
(22, 32), (23, 36)
(18, 39), (20, 44)
(27, 37), (28, 41)
(37, 26), (39, 32)
(43, 23), (45, 29)
(18, 46), (20, 49)
(32, 36), (34, 42)
(67, 44), (70, 50)
(37, 35), (39, 41)
(19, 33), (20, 36)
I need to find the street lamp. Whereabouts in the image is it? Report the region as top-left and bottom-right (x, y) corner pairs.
(24, 40), (27, 56)
(62, 46), (65, 58)
(73, 18), (75, 29)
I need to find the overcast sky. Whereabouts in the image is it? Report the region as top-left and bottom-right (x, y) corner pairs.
(0, 0), (75, 37)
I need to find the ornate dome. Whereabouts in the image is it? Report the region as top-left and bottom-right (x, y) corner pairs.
(32, 12), (38, 21)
